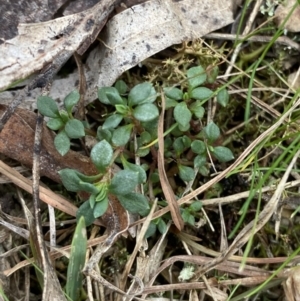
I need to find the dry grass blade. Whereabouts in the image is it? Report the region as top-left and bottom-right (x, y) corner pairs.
(119, 199), (158, 300)
(144, 221), (170, 283)
(193, 148), (300, 279)
(83, 195), (130, 297)
(157, 90), (184, 230)
(141, 276), (279, 294)
(32, 115), (67, 301)
(176, 231), (300, 265)
(0, 160), (79, 219)
(3, 235), (108, 277)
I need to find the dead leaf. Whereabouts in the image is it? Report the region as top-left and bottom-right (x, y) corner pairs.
(0, 0), (121, 91)
(0, 104), (98, 183)
(275, 0), (300, 32)
(102, 194), (129, 245)
(63, 0), (101, 16)
(288, 70), (300, 90)
(283, 266), (300, 301)
(94, 0), (234, 88)
(0, 0), (68, 41)
(0, 0), (234, 110)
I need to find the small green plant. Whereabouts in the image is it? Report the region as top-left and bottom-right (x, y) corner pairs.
(37, 64), (234, 228)
(58, 147), (150, 226)
(181, 200), (203, 226)
(37, 91), (85, 156)
(162, 65), (233, 181)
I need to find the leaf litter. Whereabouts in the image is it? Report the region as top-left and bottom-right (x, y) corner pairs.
(1, 0), (300, 300)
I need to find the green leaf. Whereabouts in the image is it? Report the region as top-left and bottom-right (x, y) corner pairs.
(65, 119), (85, 139)
(90, 140), (113, 172)
(76, 201), (95, 227)
(117, 192), (150, 216)
(46, 118), (64, 130)
(194, 106), (205, 119)
(212, 146), (234, 162)
(112, 124), (133, 146)
(178, 123), (190, 132)
(194, 154), (207, 168)
(133, 103), (159, 122)
(64, 90), (80, 115)
(140, 119), (158, 137)
(114, 80), (128, 94)
(60, 169), (100, 185)
(182, 210), (195, 226)
(59, 168), (82, 192)
(136, 145), (150, 157)
(178, 165), (195, 182)
(165, 97), (178, 109)
(199, 165), (209, 176)
(182, 136), (191, 148)
(187, 66), (206, 90)
(164, 87), (183, 100)
(115, 104), (129, 115)
(157, 218), (167, 234)
(93, 197), (109, 218)
(59, 109), (69, 123)
(95, 185), (108, 202)
(204, 121), (220, 141)
(109, 170), (139, 195)
(78, 181), (100, 195)
(174, 102), (192, 128)
(139, 131), (152, 144)
(190, 87), (213, 100)
(182, 209), (192, 224)
(97, 127), (112, 142)
(54, 131), (70, 156)
(37, 96), (59, 118)
(122, 160), (147, 184)
(107, 91), (125, 106)
(187, 214), (195, 225)
(189, 201), (202, 212)
(150, 172), (160, 183)
(207, 65), (219, 83)
(89, 194), (96, 208)
(145, 222), (157, 239)
(191, 140), (206, 154)
(171, 125), (185, 137)
(128, 82), (156, 106)
(75, 172), (102, 183)
(173, 137), (185, 155)
(173, 136), (190, 155)
(102, 114), (123, 130)
(98, 87), (124, 105)
(190, 101), (205, 119)
(217, 89), (229, 107)
(66, 216), (87, 301)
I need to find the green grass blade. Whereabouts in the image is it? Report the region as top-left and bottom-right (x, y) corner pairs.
(66, 216), (87, 301)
